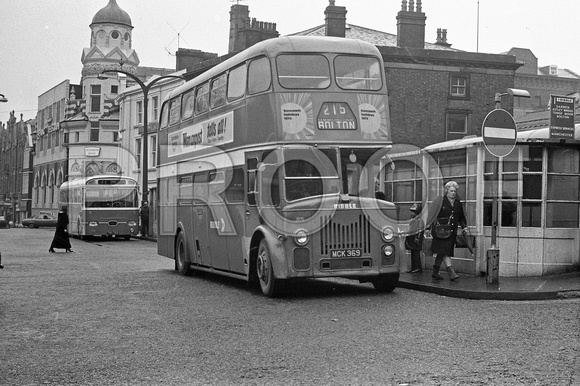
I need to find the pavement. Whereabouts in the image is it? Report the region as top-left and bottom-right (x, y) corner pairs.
(136, 234), (580, 301)
(398, 269), (580, 300)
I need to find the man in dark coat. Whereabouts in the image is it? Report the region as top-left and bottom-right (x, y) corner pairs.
(140, 202), (150, 237)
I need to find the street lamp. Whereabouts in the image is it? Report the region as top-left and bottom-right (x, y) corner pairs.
(99, 70), (185, 205)
(0, 94), (7, 103)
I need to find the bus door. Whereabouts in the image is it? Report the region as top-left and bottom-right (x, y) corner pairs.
(177, 175), (197, 264)
(223, 167), (246, 274)
(244, 155), (262, 239)
(192, 172), (212, 267)
(206, 170), (230, 271)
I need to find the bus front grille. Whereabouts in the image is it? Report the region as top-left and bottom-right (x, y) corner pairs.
(319, 214), (371, 256)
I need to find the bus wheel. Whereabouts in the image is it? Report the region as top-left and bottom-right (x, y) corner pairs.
(256, 239), (283, 297)
(175, 232), (192, 276)
(372, 273), (399, 293)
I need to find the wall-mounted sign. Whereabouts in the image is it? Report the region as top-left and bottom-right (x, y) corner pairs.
(549, 95), (575, 139)
(85, 147), (100, 157)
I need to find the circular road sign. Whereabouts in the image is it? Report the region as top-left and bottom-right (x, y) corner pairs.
(482, 108), (517, 158)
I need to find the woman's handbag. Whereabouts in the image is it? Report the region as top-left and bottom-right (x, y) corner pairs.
(455, 229), (476, 253)
(433, 215), (454, 239)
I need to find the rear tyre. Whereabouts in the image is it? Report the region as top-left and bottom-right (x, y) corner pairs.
(256, 239), (284, 297)
(372, 273), (399, 293)
(175, 232), (192, 276)
(28, 224), (35, 229)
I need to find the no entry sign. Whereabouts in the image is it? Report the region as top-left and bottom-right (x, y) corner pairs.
(482, 109), (517, 158)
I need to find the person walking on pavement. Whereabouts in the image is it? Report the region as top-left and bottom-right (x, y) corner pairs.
(405, 203), (425, 273)
(427, 181), (467, 281)
(49, 206), (72, 253)
(140, 201), (150, 237)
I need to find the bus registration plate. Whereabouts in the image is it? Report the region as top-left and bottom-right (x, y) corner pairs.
(330, 249), (362, 258)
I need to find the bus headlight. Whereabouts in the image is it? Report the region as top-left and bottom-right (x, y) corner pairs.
(128, 221), (137, 227)
(88, 221), (98, 227)
(381, 226), (395, 242)
(382, 244), (395, 257)
(293, 229), (309, 246)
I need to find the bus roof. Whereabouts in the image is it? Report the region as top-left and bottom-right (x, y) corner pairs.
(167, 36), (382, 100)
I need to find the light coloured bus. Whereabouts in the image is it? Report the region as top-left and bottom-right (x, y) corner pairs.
(157, 36), (403, 296)
(60, 175), (139, 240)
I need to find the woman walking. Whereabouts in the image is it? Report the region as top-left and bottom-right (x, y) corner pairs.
(428, 181), (467, 280)
(49, 206), (72, 253)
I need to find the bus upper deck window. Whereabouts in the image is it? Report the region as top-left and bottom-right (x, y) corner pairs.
(335, 55), (382, 91)
(227, 64), (247, 101)
(169, 97), (182, 125)
(210, 74), (227, 109)
(248, 57), (271, 95)
(159, 102), (169, 129)
(277, 54), (330, 89)
(182, 90), (195, 119)
(195, 83), (210, 115)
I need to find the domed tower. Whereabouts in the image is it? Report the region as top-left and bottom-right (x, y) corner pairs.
(81, 0), (140, 77)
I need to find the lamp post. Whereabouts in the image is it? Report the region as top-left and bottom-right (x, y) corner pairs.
(0, 94), (7, 103)
(99, 70), (185, 205)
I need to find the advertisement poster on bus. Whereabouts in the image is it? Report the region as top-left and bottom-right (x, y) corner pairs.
(168, 111), (234, 157)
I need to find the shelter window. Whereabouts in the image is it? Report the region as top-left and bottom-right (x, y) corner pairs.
(546, 147), (580, 228)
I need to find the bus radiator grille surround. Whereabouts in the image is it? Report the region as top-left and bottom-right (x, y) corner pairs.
(319, 214), (371, 256)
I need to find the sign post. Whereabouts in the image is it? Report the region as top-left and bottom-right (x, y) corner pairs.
(482, 108), (517, 284)
(549, 95), (575, 139)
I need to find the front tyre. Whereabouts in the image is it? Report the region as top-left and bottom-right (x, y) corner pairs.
(372, 273), (399, 293)
(175, 232), (192, 276)
(256, 239), (284, 297)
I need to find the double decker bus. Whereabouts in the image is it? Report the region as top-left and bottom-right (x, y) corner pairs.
(60, 175), (139, 240)
(157, 36), (403, 296)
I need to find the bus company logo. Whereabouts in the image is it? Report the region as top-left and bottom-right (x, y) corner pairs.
(333, 203), (357, 209)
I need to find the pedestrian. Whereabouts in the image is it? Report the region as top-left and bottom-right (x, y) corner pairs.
(140, 201), (149, 237)
(405, 203), (424, 273)
(49, 206), (72, 253)
(427, 181), (467, 280)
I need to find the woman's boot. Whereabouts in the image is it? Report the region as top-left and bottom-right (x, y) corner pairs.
(432, 265), (444, 280)
(446, 266), (459, 281)
(432, 255), (444, 280)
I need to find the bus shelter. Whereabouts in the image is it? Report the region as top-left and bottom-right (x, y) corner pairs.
(384, 124), (580, 277)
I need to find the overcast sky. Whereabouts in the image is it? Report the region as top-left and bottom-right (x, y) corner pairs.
(1, 0), (579, 124)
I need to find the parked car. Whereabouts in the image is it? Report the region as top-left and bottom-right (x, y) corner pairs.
(0, 216), (8, 229)
(21, 213), (57, 228)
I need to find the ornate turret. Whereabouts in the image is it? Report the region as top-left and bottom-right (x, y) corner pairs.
(81, 0), (139, 77)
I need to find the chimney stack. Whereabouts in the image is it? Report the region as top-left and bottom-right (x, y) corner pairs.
(396, 0), (426, 48)
(434, 28), (452, 47)
(325, 0), (347, 38)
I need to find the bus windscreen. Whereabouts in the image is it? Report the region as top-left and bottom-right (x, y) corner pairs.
(85, 188), (138, 208)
